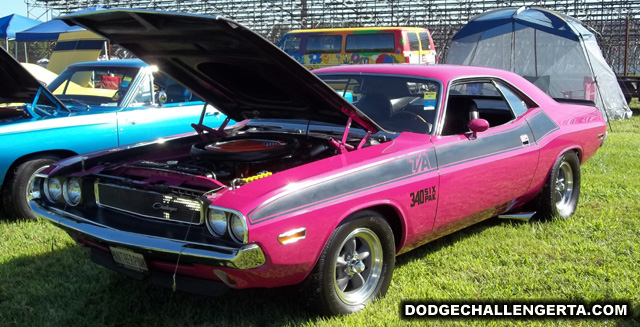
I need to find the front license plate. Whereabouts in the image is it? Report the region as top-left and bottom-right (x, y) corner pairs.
(110, 246), (148, 272)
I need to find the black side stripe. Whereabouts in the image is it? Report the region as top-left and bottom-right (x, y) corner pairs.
(249, 112), (559, 224)
(527, 111), (559, 142)
(436, 122), (533, 168)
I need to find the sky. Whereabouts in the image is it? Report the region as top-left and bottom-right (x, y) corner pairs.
(1, 1), (52, 22)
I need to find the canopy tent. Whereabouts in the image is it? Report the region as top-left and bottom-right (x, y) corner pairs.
(0, 14), (41, 39)
(445, 7), (632, 121)
(0, 14), (41, 59)
(15, 5), (107, 42)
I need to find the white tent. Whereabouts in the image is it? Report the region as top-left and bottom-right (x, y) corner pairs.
(446, 7), (632, 121)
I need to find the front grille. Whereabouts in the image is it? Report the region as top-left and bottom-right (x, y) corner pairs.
(95, 182), (203, 224)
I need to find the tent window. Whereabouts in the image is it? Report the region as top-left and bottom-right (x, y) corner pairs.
(408, 33), (420, 51)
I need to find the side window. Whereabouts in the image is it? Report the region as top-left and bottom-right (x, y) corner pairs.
(495, 82), (530, 117)
(442, 81), (515, 136)
(130, 73), (153, 105)
(279, 35), (301, 53)
(408, 33), (420, 51)
(345, 33), (395, 52)
(419, 33), (432, 50)
(306, 35), (342, 53)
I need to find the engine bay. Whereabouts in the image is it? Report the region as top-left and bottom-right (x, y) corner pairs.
(102, 132), (353, 195)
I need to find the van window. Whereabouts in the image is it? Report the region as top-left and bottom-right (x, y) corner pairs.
(408, 33), (420, 51)
(280, 35), (301, 53)
(306, 35), (341, 53)
(419, 33), (431, 50)
(345, 33), (395, 52)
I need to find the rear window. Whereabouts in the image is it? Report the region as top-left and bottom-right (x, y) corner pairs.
(408, 33), (420, 51)
(419, 33), (432, 50)
(306, 35), (342, 53)
(345, 33), (395, 52)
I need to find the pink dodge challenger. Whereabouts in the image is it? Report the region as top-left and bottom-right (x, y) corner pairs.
(31, 10), (607, 315)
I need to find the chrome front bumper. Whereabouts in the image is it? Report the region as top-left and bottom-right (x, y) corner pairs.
(31, 200), (265, 270)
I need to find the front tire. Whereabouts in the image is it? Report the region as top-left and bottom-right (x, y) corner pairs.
(5, 158), (58, 220)
(538, 151), (581, 219)
(304, 211), (395, 315)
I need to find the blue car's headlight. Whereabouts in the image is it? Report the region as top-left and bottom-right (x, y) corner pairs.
(45, 177), (63, 202)
(63, 178), (82, 206)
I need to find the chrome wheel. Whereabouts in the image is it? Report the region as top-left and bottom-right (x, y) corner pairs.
(554, 160), (574, 216)
(333, 227), (383, 305)
(26, 165), (50, 202)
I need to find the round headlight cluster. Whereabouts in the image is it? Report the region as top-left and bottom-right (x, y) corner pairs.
(207, 209), (228, 236)
(206, 206), (247, 243)
(45, 177), (82, 206)
(63, 178), (82, 206)
(44, 177), (63, 202)
(229, 214), (246, 243)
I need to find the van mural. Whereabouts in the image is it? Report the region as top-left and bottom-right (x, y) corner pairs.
(278, 27), (436, 70)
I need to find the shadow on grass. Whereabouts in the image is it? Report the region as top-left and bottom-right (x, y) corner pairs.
(395, 216), (508, 268)
(0, 244), (315, 327)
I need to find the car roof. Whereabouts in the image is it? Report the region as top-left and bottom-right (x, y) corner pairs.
(67, 59), (147, 68)
(284, 27), (431, 34)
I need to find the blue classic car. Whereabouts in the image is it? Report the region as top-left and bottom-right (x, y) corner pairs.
(0, 48), (229, 220)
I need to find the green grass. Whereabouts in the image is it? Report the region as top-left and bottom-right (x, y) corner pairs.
(2, 106), (640, 326)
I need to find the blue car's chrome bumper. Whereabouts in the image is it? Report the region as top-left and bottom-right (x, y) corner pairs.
(30, 200), (265, 270)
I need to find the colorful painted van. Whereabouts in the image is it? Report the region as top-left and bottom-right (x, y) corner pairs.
(277, 27), (437, 70)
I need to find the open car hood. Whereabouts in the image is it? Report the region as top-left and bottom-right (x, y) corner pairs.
(60, 9), (378, 133)
(0, 47), (48, 103)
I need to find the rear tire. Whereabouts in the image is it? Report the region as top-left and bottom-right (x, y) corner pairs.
(5, 158), (58, 220)
(303, 211), (395, 315)
(538, 151), (581, 219)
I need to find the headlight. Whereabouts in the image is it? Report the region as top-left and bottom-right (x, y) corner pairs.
(206, 209), (227, 236)
(229, 213), (247, 243)
(63, 178), (82, 206)
(45, 178), (63, 202)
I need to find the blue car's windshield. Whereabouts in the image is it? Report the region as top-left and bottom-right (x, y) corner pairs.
(48, 66), (142, 110)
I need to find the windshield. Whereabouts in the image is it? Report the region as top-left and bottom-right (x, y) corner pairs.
(318, 74), (440, 134)
(48, 66), (142, 109)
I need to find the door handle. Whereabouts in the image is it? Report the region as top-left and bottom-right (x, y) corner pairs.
(520, 134), (530, 146)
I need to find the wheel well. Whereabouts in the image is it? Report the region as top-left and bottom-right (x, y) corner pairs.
(359, 205), (404, 251)
(2, 150), (77, 190)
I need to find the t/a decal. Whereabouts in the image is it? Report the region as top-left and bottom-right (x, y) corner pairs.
(410, 186), (437, 207)
(410, 152), (431, 174)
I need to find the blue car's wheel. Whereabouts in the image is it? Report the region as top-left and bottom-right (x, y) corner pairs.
(4, 157), (58, 220)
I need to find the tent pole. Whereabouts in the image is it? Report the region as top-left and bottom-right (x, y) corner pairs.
(24, 42), (28, 63)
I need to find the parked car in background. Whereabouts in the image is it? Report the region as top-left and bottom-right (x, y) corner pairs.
(277, 26), (437, 70)
(33, 10), (607, 315)
(0, 50), (228, 220)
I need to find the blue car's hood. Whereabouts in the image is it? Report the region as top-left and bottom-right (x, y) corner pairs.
(59, 9), (378, 134)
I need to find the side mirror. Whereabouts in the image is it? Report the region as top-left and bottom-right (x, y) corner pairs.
(468, 118), (489, 140)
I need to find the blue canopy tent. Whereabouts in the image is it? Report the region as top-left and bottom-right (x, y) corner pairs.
(0, 14), (41, 59)
(15, 6), (107, 42)
(446, 7), (632, 120)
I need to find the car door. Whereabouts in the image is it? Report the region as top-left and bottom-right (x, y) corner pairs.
(115, 71), (225, 146)
(431, 78), (540, 233)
